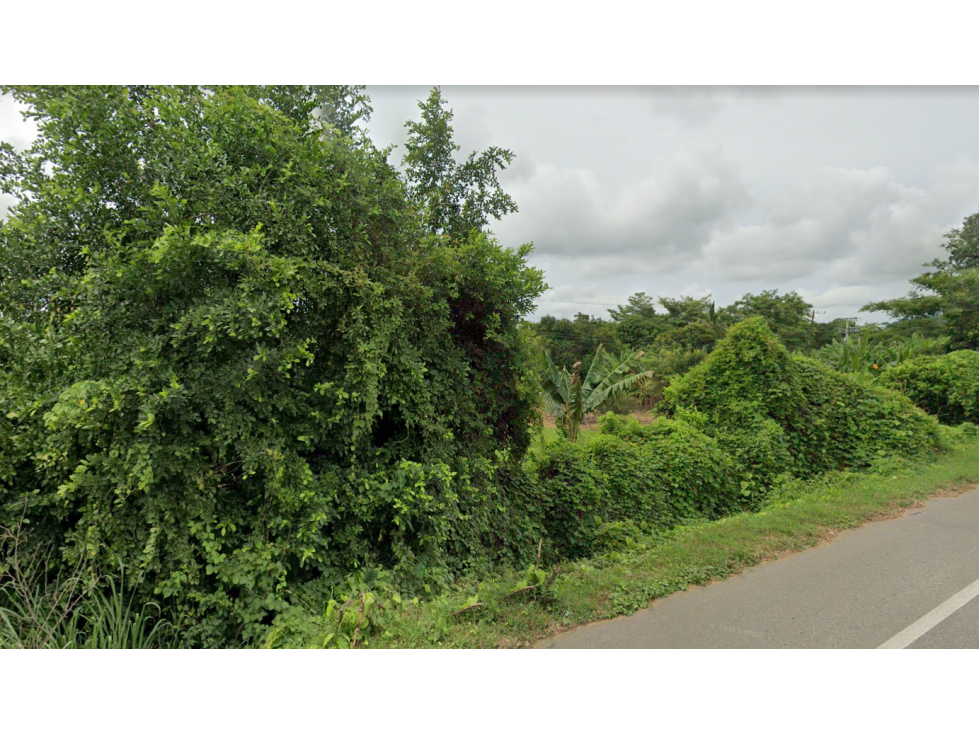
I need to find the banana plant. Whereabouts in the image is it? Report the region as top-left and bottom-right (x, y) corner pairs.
(541, 345), (652, 441)
(816, 333), (949, 376)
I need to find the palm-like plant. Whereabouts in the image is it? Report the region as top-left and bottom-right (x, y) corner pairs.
(815, 333), (949, 376)
(541, 345), (652, 441)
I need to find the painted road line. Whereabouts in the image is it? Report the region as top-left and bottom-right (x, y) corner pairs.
(878, 576), (979, 649)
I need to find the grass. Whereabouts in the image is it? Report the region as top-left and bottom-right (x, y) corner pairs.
(0, 527), (177, 649)
(364, 436), (979, 648)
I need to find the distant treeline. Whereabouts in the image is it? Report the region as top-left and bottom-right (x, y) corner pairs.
(530, 289), (946, 372)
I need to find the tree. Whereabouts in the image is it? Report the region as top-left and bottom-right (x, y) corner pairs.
(0, 85), (545, 645)
(541, 345), (651, 441)
(722, 290), (812, 351)
(653, 320), (725, 351)
(402, 87), (518, 239)
(531, 313), (622, 374)
(658, 295), (716, 328)
(862, 210), (979, 351)
(607, 292), (664, 349)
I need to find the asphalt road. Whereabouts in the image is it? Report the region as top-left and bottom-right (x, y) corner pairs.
(538, 484), (979, 649)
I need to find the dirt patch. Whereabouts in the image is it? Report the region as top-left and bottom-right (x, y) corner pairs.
(541, 410), (656, 430)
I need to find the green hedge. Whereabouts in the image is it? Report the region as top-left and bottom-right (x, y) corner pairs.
(528, 441), (607, 559)
(661, 318), (940, 482)
(595, 414), (740, 521)
(879, 350), (979, 425)
(527, 414), (740, 559)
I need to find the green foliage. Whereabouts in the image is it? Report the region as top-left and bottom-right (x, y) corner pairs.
(661, 318), (940, 483)
(606, 292), (663, 349)
(937, 422), (979, 447)
(0, 85), (544, 646)
(527, 441), (606, 559)
(879, 351), (979, 425)
(531, 313), (623, 373)
(593, 519), (645, 553)
(624, 347), (708, 409)
(653, 320), (725, 351)
(863, 210), (979, 350)
(0, 530), (176, 649)
(657, 295), (718, 328)
(721, 289), (814, 351)
(595, 414), (741, 521)
(261, 568), (402, 649)
(526, 413), (741, 560)
(815, 333), (949, 376)
(540, 345), (651, 441)
(402, 87), (518, 239)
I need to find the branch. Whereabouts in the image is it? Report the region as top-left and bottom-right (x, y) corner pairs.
(449, 602), (484, 617)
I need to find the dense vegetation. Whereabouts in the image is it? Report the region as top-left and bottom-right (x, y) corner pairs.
(863, 210), (979, 350)
(0, 85), (545, 645)
(1, 85), (976, 648)
(879, 351), (979, 426)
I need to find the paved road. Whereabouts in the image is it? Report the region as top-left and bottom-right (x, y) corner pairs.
(538, 485), (979, 648)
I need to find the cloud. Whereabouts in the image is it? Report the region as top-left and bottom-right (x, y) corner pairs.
(645, 87), (725, 126)
(701, 163), (979, 285)
(495, 143), (748, 272)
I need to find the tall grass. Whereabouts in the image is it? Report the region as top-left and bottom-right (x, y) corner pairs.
(0, 527), (176, 649)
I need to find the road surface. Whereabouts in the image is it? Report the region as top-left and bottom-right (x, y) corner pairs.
(538, 484), (979, 648)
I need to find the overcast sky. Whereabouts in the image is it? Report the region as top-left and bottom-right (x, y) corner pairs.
(4, 87), (979, 324)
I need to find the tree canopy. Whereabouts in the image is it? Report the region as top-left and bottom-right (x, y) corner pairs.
(862, 210), (979, 350)
(402, 87), (518, 239)
(0, 85), (544, 645)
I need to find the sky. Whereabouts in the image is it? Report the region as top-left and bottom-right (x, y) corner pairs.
(4, 87), (979, 325)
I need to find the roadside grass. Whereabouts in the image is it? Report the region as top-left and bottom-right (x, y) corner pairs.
(370, 436), (979, 648)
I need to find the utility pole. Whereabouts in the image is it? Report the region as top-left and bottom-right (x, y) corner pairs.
(806, 309), (825, 356)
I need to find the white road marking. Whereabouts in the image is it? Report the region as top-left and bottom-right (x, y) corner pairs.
(878, 576), (979, 649)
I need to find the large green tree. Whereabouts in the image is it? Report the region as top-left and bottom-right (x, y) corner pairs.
(721, 289), (813, 351)
(607, 292), (664, 349)
(862, 210), (979, 350)
(402, 87), (518, 239)
(0, 85), (544, 645)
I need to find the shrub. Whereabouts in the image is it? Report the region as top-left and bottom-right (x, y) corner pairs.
(595, 413), (741, 521)
(526, 416), (740, 560)
(527, 441), (607, 560)
(0, 86), (546, 646)
(879, 350), (979, 425)
(585, 432), (675, 528)
(661, 318), (940, 482)
(593, 519), (645, 553)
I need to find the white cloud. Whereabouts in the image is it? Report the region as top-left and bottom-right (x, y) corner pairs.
(495, 143), (748, 271)
(701, 163), (979, 286)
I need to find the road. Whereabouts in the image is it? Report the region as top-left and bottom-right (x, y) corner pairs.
(538, 484), (979, 649)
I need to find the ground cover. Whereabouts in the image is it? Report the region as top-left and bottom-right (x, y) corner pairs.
(283, 430), (979, 648)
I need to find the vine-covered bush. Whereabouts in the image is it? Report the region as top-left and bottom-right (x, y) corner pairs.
(528, 441), (607, 559)
(879, 350), (979, 425)
(526, 415), (740, 559)
(0, 86), (545, 645)
(660, 318), (940, 482)
(595, 414), (741, 521)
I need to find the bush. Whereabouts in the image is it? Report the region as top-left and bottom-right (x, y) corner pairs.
(661, 318), (940, 482)
(595, 414), (741, 522)
(527, 441), (607, 560)
(0, 86), (546, 646)
(526, 415), (740, 560)
(593, 519), (645, 553)
(879, 350), (979, 425)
